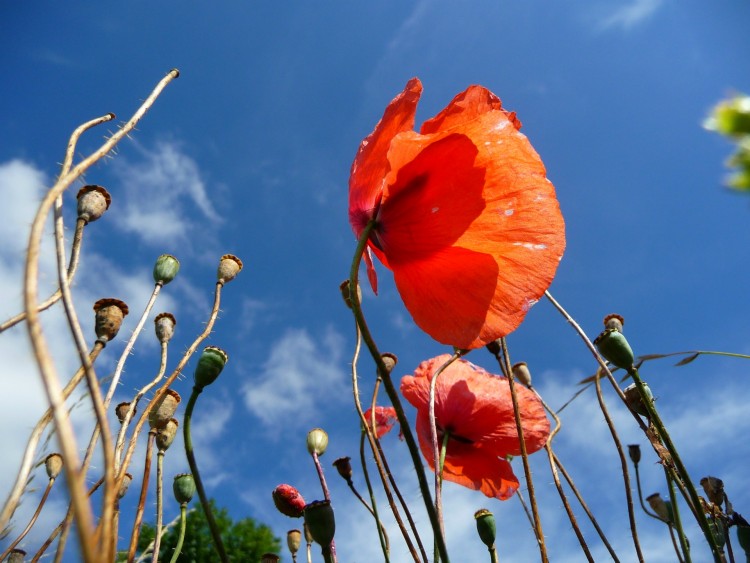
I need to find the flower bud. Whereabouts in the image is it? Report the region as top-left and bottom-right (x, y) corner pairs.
(287, 529), (302, 555)
(474, 508), (496, 549)
(303, 500), (335, 547)
(339, 280), (362, 309)
(307, 428), (328, 456)
(115, 402), (134, 424)
(594, 328), (634, 370)
(153, 254), (180, 285)
(512, 362), (532, 387)
(700, 476), (725, 506)
(7, 549), (26, 563)
(705, 95), (750, 137)
(93, 298), (129, 344)
(118, 473), (133, 499)
(156, 418), (179, 451)
(173, 473), (196, 505)
(45, 453), (63, 480)
(646, 493), (673, 523)
(76, 185), (111, 223)
(273, 484), (306, 518)
(148, 389), (181, 430)
(332, 457), (352, 482)
(194, 346), (228, 389)
(261, 554), (280, 563)
(628, 444), (641, 465)
(603, 313), (624, 332)
(154, 312), (176, 344)
(217, 254), (243, 284)
(623, 383), (653, 418)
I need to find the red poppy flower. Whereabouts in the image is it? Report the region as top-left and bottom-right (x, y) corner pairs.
(400, 355), (549, 500)
(272, 484), (306, 518)
(363, 406), (400, 439)
(349, 78), (565, 350)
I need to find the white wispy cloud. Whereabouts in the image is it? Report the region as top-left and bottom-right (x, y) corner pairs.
(597, 0), (666, 31)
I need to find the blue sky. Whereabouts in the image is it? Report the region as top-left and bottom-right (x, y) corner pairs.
(1, 1), (750, 561)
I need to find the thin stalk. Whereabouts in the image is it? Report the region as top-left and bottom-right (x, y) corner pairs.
(434, 430), (450, 563)
(152, 450), (166, 563)
(184, 387), (229, 563)
(167, 504), (187, 563)
(127, 430), (157, 562)
(633, 462), (661, 520)
(0, 478), (55, 560)
(355, 433), (391, 558)
(488, 544), (499, 563)
(348, 222), (449, 563)
(310, 451), (338, 563)
(137, 508), (193, 563)
(666, 469), (690, 563)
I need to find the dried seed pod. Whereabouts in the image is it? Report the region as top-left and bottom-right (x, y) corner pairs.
(623, 383), (653, 418)
(217, 254), (243, 284)
(154, 312), (176, 343)
(7, 549), (26, 563)
(93, 298), (129, 344)
(44, 453), (63, 480)
(76, 185), (111, 223)
(148, 389), (181, 430)
(118, 473), (133, 499)
(603, 313), (625, 332)
(512, 362), (532, 387)
(156, 418), (179, 451)
(332, 457), (352, 482)
(287, 529), (302, 555)
(115, 402), (134, 424)
(628, 444), (641, 465)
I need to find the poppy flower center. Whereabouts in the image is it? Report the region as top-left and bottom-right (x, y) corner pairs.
(437, 425), (474, 446)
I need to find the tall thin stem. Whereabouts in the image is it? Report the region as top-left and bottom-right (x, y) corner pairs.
(127, 430), (156, 562)
(0, 478), (55, 561)
(152, 450), (166, 563)
(167, 504), (187, 563)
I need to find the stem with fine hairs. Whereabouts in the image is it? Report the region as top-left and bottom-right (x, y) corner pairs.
(127, 430), (156, 562)
(0, 477), (56, 561)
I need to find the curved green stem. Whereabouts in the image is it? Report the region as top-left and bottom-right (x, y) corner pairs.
(665, 468), (690, 563)
(348, 222), (449, 563)
(168, 504), (187, 563)
(184, 386), (229, 563)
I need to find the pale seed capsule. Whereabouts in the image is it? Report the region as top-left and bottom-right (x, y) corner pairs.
(93, 298), (129, 344)
(156, 418), (179, 451)
(154, 312), (176, 343)
(76, 185), (111, 223)
(148, 389), (181, 430)
(217, 254), (243, 284)
(44, 453), (63, 480)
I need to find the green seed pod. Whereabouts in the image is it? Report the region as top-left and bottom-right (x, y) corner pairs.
(194, 346), (229, 389)
(173, 473), (196, 505)
(303, 500), (335, 547)
(153, 254), (180, 285)
(594, 328), (634, 370)
(306, 428), (328, 456)
(474, 508), (496, 549)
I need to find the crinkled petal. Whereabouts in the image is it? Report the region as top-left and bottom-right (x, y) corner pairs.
(420, 85), (520, 134)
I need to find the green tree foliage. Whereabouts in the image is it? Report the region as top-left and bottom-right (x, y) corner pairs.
(125, 499), (280, 562)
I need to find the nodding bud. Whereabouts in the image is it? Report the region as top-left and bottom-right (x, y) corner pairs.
(273, 484), (306, 518)
(154, 312), (176, 343)
(628, 444), (642, 465)
(701, 476), (725, 506)
(646, 493), (673, 523)
(45, 453), (63, 480)
(623, 383), (653, 418)
(173, 473), (196, 505)
(379, 353), (397, 376)
(594, 328), (634, 370)
(93, 298), (129, 344)
(303, 500), (335, 547)
(474, 508), (497, 549)
(261, 554), (280, 563)
(339, 280), (362, 309)
(118, 473), (133, 499)
(153, 254), (180, 285)
(76, 185), (111, 223)
(194, 346), (228, 389)
(287, 529), (302, 555)
(156, 418), (179, 451)
(7, 549), (26, 563)
(512, 362), (532, 387)
(306, 428), (329, 456)
(332, 457), (353, 482)
(603, 313), (625, 332)
(148, 389), (181, 430)
(115, 402), (134, 424)
(217, 254), (243, 284)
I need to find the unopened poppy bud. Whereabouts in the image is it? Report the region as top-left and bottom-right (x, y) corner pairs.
(154, 312), (176, 343)
(261, 554), (280, 563)
(149, 389), (181, 430)
(332, 457), (352, 482)
(339, 280), (362, 309)
(93, 298), (129, 344)
(194, 346), (228, 389)
(115, 402), (134, 424)
(156, 418), (179, 451)
(700, 476), (725, 506)
(628, 444), (641, 465)
(153, 254), (180, 285)
(173, 473), (195, 505)
(118, 473), (133, 499)
(379, 353), (397, 376)
(307, 428), (329, 456)
(512, 362), (532, 387)
(287, 529), (302, 555)
(303, 500), (335, 547)
(76, 185), (111, 223)
(646, 493), (673, 523)
(474, 508), (496, 549)
(7, 549), (26, 563)
(45, 453), (63, 480)
(594, 328), (634, 370)
(217, 254), (243, 284)
(603, 313), (624, 332)
(273, 484), (306, 518)
(623, 383), (653, 418)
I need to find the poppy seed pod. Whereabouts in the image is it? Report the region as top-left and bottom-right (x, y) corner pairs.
(306, 428), (328, 456)
(273, 484), (306, 518)
(379, 353), (398, 376)
(339, 280), (362, 309)
(118, 473), (133, 499)
(154, 312), (176, 344)
(153, 254), (180, 285)
(474, 508), (497, 549)
(261, 554), (280, 563)
(217, 254), (243, 284)
(332, 457), (353, 482)
(303, 500), (335, 547)
(603, 313), (625, 332)
(646, 493), (673, 523)
(156, 418), (179, 451)
(628, 444), (641, 465)
(623, 383), (653, 418)
(7, 549), (26, 563)
(76, 185), (111, 223)
(44, 453), (63, 480)
(512, 362), (532, 387)
(700, 476), (725, 506)
(93, 298), (129, 344)
(194, 346), (228, 389)
(115, 401), (134, 424)
(287, 529), (302, 555)
(148, 389), (181, 430)
(594, 328), (634, 370)
(173, 473), (196, 505)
